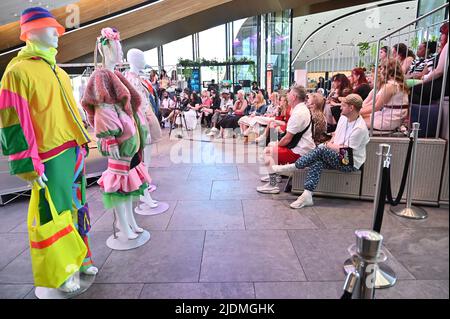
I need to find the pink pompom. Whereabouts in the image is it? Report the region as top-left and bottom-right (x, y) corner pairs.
(101, 27), (120, 41)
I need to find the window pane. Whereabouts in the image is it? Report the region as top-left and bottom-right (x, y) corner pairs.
(144, 48), (158, 68)
(163, 35), (193, 68)
(199, 25), (226, 61)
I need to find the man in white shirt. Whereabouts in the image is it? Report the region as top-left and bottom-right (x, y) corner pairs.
(273, 94), (370, 208)
(257, 85), (316, 194)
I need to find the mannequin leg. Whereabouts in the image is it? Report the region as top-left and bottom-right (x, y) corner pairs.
(115, 201), (138, 239)
(144, 144), (152, 168)
(125, 198), (143, 233)
(140, 187), (158, 207)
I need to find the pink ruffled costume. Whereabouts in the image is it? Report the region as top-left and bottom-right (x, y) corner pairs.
(81, 68), (151, 208)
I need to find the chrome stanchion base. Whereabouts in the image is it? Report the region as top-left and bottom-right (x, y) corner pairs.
(343, 257), (397, 288)
(390, 205), (428, 219)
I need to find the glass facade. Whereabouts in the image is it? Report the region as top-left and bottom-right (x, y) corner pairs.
(143, 9), (292, 91)
(265, 10), (291, 91)
(232, 16), (259, 86)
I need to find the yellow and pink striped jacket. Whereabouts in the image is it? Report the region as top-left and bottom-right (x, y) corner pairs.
(0, 55), (90, 180)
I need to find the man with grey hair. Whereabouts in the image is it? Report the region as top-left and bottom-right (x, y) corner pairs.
(257, 85), (316, 194)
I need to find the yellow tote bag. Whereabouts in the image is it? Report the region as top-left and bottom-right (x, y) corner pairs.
(27, 184), (87, 288)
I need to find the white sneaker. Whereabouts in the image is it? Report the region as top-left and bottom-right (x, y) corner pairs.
(210, 127), (219, 132)
(256, 182), (280, 194)
(272, 163), (296, 176)
(206, 131), (217, 136)
(260, 175), (282, 183)
(290, 191), (314, 209)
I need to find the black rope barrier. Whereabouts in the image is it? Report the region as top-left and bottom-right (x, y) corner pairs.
(340, 290), (353, 299)
(373, 167), (390, 233)
(386, 136), (414, 206)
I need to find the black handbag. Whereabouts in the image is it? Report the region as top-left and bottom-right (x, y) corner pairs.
(338, 147), (354, 167)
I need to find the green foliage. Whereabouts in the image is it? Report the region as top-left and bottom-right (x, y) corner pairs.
(357, 42), (370, 68)
(410, 37), (419, 51)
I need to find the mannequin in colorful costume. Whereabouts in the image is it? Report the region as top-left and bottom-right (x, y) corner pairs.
(81, 28), (151, 240)
(124, 48), (162, 208)
(0, 7), (98, 292)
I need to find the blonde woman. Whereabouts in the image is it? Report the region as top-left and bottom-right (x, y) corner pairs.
(255, 95), (291, 144)
(360, 58), (409, 130)
(238, 89), (267, 136)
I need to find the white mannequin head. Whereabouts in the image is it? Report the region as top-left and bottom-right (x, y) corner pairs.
(127, 48), (146, 73)
(26, 26), (59, 49)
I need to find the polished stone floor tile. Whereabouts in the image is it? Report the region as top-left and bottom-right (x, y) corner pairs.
(312, 200), (407, 231)
(96, 230), (204, 283)
(168, 200), (245, 230)
(0, 248), (34, 284)
(188, 166), (239, 181)
(237, 165), (268, 181)
(75, 283), (144, 299)
(152, 180), (213, 201)
(0, 284), (34, 299)
(242, 199), (318, 230)
(200, 230), (306, 282)
(254, 281), (342, 299)
(140, 282), (255, 299)
(383, 228), (449, 280)
(211, 180), (267, 200)
(148, 166), (192, 183)
(288, 229), (415, 282)
(0, 233), (29, 271)
(376, 280), (449, 299)
(0, 198), (29, 233)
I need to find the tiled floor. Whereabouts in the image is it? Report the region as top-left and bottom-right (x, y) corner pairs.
(0, 129), (448, 299)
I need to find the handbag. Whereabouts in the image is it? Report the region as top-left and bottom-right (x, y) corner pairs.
(27, 184), (87, 288)
(338, 147), (354, 167)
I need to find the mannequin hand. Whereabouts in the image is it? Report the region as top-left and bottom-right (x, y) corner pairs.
(109, 144), (121, 160)
(31, 173), (48, 188)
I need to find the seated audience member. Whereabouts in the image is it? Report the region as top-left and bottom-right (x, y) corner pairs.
(207, 90), (234, 136)
(173, 91), (201, 130)
(255, 94), (291, 144)
(379, 46), (390, 62)
(351, 67), (371, 100)
(360, 58), (409, 131)
(406, 41), (437, 80)
(324, 73), (352, 131)
(241, 91), (280, 137)
(238, 89), (267, 136)
(202, 90), (221, 127)
(265, 92), (280, 116)
(197, 90), (212, 126)
(256, 85), (316, 194)
(411, 22), (449, 104)
(164, 88), (191, 128)
(218, 90), (248, 137)
(307, 93), (329, 145)
(392, 43), (415, 75)
(160, 89), (176, 127)
(274, 94), (369, 209)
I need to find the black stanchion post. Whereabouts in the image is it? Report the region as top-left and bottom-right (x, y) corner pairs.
(390, 122), (428, 219)
(343, 144), (397, 289)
